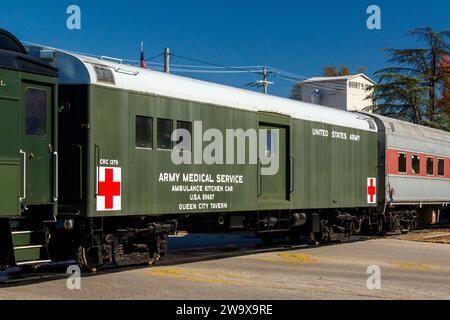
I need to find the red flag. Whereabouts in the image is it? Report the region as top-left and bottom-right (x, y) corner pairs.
(140, 41), (147, 69)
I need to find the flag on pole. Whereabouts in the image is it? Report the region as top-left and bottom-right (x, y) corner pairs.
(140, 41), (147, 69)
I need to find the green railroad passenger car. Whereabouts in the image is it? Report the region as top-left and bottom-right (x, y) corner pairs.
(1, 29), (381, 270)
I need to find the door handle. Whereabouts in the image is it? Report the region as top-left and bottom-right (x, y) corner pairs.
(290, 155), (295, 194)
(95, 144), (100, 196)
(19, 150), (26, 202)
(257, 158), (262, 197)
(53, 151), (59, 202)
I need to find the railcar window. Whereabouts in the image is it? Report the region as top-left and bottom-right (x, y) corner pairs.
(412, 155), (420, 174)
(176, 121), (192, 150)
(135, 116), (153, 149)
(265, 130), (278, 157)
(426, 157), (434, 175)
(157, 118), (173, 150)
(398, 153), (407, 173)
(26, 88), (47, 136)
(438, 159), (445, 176)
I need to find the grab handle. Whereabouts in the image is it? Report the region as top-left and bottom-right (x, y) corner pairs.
(257, 158), (262, 197)
(53, 151), (59, 202)
(19, 150), (26, 202)
(290, 155), (295, 194)
(95, 144), (100, 196)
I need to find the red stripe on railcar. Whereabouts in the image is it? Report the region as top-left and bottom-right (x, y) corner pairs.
(387, 149), (450, 179)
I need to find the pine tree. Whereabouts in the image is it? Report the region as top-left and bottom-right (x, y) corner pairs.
(367, 28), (450, 130)
(438, 56), (450, 129)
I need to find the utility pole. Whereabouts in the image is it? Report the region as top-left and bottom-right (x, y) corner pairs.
(262, 67), (269, 94)
(246, 66), (273, 94)
(257, 67), (274, 94)
(164, 48), (170, 74)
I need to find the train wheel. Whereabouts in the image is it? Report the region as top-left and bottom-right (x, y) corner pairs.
(400, 220), (411, 234)
(77, 243), (99, 272)
(149, 252), (161, 266)
(113, 244), (127, 267)
(308, 232), (320, 246)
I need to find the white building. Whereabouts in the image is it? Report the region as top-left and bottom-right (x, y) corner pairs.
(301, 74), (375, 112)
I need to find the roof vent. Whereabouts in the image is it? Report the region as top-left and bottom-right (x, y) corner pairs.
(39, 49), (56, 61)
(94, 65), (115, 84)
(367, 119), (376, 130)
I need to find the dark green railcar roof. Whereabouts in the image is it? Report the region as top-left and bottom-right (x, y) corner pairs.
(0, 28), (57, 77)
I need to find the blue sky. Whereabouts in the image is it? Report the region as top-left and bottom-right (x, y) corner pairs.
(1, 0), (449, 97)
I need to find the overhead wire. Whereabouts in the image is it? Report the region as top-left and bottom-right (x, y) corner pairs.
(21, 40), (365, 96)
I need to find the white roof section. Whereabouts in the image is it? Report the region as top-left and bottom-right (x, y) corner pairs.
(302, 74), (375, 84)
(25, 45), (377, 132)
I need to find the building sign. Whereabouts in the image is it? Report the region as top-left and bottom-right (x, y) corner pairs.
(348, 81), (371, 91)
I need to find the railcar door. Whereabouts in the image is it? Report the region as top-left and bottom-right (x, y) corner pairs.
(0, 95), (21, 216)
(20, 82), (54, 205)
(258, 115), (292, 206)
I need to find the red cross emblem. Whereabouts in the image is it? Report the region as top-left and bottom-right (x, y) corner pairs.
(367, 178), (377, 204)
(97, 167), (121, 211)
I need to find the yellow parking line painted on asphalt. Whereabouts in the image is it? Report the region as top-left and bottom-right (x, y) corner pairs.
(278, 253), (318, 264)
(146, 268), (243, 286)
(146, 267), (417, 299)
(249, 253), (318, 264)
(245, 253), (450, 273)
(388, 261), (431, 271)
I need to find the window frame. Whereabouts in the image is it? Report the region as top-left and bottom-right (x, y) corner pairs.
(157, 118), (174, 151)
(397, 152), (407, 174)
(265, 129), (278, 158)
(25, 87), (48, 137)
(437, 158), (445, 177)
(135, 115), (153, 150)
(175, 120), (193, 151)
(411, 154), (421, 175)
(426, 156), (434, 176)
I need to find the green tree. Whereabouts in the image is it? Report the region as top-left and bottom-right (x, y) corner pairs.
(322, 65), (351, 77)
(290, 83), (303, 101)
(367, 28), (450, 130)
(438, 56), (450, 128)
(368, 74), (427, 124)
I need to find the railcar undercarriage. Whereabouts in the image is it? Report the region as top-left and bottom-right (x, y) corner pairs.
(254, 209), (421, 245)
(0, 206), (442, 271)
